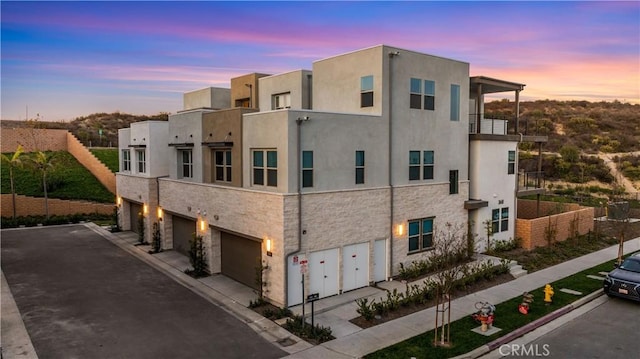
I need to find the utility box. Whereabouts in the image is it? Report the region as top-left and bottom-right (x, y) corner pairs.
(608, 201), (630, 220)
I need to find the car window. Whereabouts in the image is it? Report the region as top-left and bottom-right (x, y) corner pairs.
(620, 258), (640, 273)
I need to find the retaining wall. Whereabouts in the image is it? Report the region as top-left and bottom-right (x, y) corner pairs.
(1, 194), (114, 217)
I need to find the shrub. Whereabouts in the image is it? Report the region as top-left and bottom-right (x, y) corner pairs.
(185, 233), (207, 278)
(283, 315), (334, 343)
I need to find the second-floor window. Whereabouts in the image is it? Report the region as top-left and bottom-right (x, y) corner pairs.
(450, 84), (460, 121)
(273, 92), (291, 110)
(508, 151), (516, 174)
(409, 150), (435, 180)
(178, 149), (193, 179)
(449, 170), (458, 194)
(410, 78), (435, 110)
(136, 149), (146, 174)
(215, 150), (232, 182)
(253, 150), (277, 187)
(122, 149), (131, 172)
(355, 150), (365, 184)
(302, 151), (313, 188)
(361, 75), (374, 107)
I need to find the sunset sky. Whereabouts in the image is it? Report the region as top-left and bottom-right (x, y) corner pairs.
(2, 1), (638, 122)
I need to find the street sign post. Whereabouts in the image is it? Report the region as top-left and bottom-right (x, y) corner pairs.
(307, 293), (320, 329)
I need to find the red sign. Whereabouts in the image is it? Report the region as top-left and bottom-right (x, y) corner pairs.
(293, 255), (299, 264)
(299, 259), (308, 265)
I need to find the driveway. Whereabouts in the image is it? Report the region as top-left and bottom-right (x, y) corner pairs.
(1, 224), (286, 359)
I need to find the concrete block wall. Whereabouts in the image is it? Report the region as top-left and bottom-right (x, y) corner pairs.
(1, 194), (113, 217)
(67, 133), (116, 194)
(517, 206), (594, 250)
(1, 128), (68, 153)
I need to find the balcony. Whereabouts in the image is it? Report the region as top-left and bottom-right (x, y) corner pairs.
(517, 171), (546, 196)
(469, 115), (508, 135)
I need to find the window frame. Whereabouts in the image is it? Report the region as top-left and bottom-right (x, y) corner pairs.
(508, 150), (516, 175)
(355, 150), (365, 184)
(272, 92), (291, 110)
(449, 170), (459, 194)
(360, 75), (374, 108)
(252, 149), (277, 187)
(122, 149), (131, 172)
(409, 78), (435, 110)
(450, 84), (460, 121)
(302, 150), (313, 188)
(408, 217), (435, 253)
(492, 207), (509, 233)
(214, 149), (232, 182)
(178, 149), (193, 179)
(136, 149), (146, 174)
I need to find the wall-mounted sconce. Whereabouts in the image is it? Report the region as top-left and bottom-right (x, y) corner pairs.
(199, 218), (207, 233)
(143, 203), (148, 216)
(157, 207), (163, 221)
(116, 196), (122, 207)
(265, 238), (273, 257)
(396, 222), (405, 237)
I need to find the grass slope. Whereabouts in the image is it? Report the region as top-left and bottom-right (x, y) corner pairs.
(1, 151), (114, 203)
(90, 148), (119, 173)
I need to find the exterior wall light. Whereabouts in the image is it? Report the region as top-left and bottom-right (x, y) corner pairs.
(396, 222), (406, 237)
(199, 218), (207, 233)
(265, 238), (273, 257)
(116, 196), (122, 207)
(143, 204), (148, 215)
(157, 207), (163, 221)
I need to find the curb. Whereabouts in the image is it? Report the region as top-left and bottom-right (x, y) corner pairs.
(452, 289), (604, 359)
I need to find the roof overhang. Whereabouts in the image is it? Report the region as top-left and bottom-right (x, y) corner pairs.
(168, 143), (195, 148)
(471, 76), (525, 94)
(464, 199), (489, 210)
(128, 144), (146, 148)
(203, 141), (234, 148)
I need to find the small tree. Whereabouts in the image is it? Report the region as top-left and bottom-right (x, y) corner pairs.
(1, 145), (24, 219)
(186, 233), (207, 278)
(30, 151), (57, 219)
(150, 222), (162, 253)
(137, 212), (146, 244)
(254, 260), (269, 301)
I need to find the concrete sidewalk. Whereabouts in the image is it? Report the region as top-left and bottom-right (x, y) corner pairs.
(99, 225), (639, 358)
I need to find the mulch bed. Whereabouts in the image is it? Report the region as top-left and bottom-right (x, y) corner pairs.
(350, 272), (514, 329)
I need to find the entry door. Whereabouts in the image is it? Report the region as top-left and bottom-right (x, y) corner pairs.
(373, 239), (387, 283)
(309, 249), (339, 299)
(342, 243), (369, 292)
(287, 255), (304, 306)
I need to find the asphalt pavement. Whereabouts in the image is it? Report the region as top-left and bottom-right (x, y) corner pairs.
(1, 224), (286, 359)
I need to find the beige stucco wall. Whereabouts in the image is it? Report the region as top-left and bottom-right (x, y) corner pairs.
(183, 87), (231, 111)
(258, 70), (313, 111)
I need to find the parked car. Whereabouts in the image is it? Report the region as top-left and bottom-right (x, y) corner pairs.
(603, 252), (640, 302)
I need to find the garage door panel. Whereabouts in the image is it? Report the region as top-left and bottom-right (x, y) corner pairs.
(172, 216), (195, 256)
(129, 203), (142, 234)
(221, 232), (261, 290)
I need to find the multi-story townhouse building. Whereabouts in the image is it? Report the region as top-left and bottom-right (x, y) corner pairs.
(116, 45), (544, 307)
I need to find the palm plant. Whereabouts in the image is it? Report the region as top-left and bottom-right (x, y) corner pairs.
(1, 145), (24, 219)
(30, 151), (57, 219)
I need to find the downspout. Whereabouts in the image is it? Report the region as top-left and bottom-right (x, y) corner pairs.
(388, 50), (399, 280)
(284, 115), (309, 306)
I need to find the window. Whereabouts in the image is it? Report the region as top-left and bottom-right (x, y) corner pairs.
(408, 218), (434, 252)
(410, 78), (435, 110)
(253, 150), (277, 187)
(423, 150), (434, 180)
(450, 84), (460, 121)
(409, 150), (435, 181)
(215, 150), (232, 182)
(302, 151), (313, 188)
(361, 75), (374, 107)
(273, 92), (291, 110)
(492, 207), (509, 233)
(409, 151), (421, 180)
(136, 150), (146, 174)
(449, 170), (458, 194)
(355, 150), (365, 184)
(122, 149), (130, 172)
(178, 149), (193, 178)
(508, 151), (516, 174)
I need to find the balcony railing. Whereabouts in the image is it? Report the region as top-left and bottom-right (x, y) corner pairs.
(469, 114), (510, 135)
(518, 171), (545, 191)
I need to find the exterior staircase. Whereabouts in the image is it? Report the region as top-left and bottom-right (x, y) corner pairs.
(509, 260), (528, 278)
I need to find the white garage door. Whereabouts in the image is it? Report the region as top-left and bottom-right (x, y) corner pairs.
(309, 248), (339, 299)
(287, 254), (305, 306)
(373, 239), (387, 283)
(342, 242), (369, 292)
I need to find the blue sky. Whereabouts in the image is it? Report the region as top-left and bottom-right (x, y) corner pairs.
(1, 1), (638, 121)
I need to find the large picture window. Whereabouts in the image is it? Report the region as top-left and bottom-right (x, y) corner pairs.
(408, 217), (434, 252)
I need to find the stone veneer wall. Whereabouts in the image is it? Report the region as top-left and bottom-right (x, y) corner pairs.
(516, 200), (594, 250)
(1, 194), (113, 217)
(116, 174), (159, 242)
